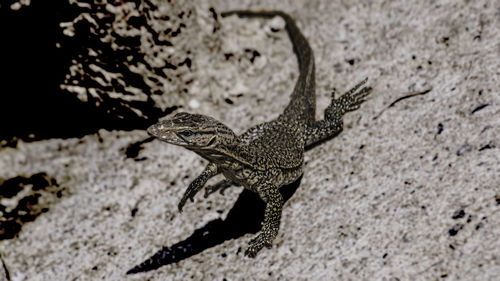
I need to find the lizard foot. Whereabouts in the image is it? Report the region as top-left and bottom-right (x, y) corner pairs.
(326, 78), (372, 117)
(337, 77), (372, 112)
(244, 228), (276, 258)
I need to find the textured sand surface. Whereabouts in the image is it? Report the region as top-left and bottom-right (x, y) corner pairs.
(1, 0), (499, 280)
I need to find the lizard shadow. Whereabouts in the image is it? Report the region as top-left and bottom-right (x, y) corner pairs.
(127, 175), (303, 274)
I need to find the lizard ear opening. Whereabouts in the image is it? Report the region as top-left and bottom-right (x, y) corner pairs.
(206, 136), (217, 147)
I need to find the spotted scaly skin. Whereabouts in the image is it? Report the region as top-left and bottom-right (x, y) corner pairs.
(146, 10), (372, 258)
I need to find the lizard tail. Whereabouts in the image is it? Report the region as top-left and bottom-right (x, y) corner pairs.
(221, 10), (316, 123)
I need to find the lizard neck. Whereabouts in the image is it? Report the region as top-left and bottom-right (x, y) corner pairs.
(194, 140), (253, 167)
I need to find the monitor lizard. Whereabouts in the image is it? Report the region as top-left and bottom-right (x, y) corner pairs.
(145, 10), (371, 259)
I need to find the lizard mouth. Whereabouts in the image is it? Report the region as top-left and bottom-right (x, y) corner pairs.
(147, 123), (188, 146)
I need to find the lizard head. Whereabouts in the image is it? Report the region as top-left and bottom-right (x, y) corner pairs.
(147, 112), (237, 150)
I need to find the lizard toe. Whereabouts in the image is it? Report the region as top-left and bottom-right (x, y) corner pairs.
(204, 185), (218, 198)
(178, 198), (187, 212)
(244, 244), (262, 258)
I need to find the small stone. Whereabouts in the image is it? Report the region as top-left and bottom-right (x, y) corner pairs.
(10, 2), (22, 10)
(188, 99), (200, 109)
(448, 224), (463, 236)
(451, 209), (465, 219)
(456, 144), (472, 156)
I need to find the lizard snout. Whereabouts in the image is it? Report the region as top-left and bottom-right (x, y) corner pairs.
(147, 122), (167, 138)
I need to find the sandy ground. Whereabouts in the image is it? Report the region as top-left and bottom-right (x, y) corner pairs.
(1, 0), (499, 280)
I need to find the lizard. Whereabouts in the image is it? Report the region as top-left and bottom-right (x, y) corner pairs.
(145, 10), (371, 259)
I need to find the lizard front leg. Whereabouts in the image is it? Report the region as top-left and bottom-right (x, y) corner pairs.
(178, 162), (218, 212)
(245, 181), (283, 258)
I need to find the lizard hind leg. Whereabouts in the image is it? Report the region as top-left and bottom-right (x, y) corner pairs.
(245, 182), (283, 258)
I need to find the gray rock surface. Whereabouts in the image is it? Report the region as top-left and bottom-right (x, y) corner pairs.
(1, 0), (499, 280)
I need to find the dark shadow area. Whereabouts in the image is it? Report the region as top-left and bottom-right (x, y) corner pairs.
(0, 0), (175, 147)
(127, 176), (302, 274)
(124, 137), (155, 159)
(0, 173), (64, 240)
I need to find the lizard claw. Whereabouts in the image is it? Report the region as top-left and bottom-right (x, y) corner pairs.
(329, 87), (337, 98)
(334, 78), (372, 113)
(178, 200), (185, 213)
(219, 186), (229, 196)
(325, 78), (372, 120)
(178, 181), (202, 212)
(244, 244), (260, 258)
(178, 192), (194, 212)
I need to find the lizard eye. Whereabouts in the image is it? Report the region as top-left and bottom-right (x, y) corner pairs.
(177, 130), (195, 138)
